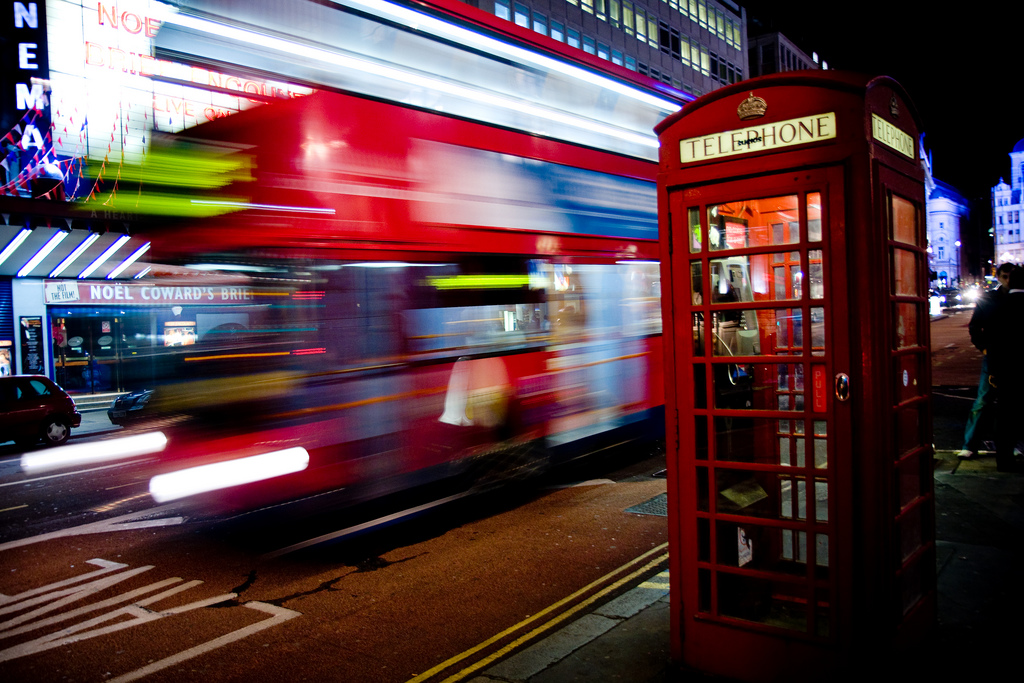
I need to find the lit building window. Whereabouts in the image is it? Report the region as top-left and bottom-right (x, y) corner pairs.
(494, 0), (510, 21)
(568, 28), (581, 49)
(612, 49), (624, 65)
(598, 42), (610, 60)
(581, 0), (594, 14)
(623, 1), (634, 36)
(532, 11), (547, 35)
(583, 35), (597, 54)
(626, 55), (637, 70)
(514, 3), (529, 27)
(551, 20), (565, 41)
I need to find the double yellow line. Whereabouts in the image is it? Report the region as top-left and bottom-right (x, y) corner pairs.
(407, 542), (670, 683)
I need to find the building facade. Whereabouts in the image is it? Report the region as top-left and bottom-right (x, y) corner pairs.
(992, 138), (1024, 267)
(746, 31), (823, 78)
(922, 144), (970, 286)
(476, 0), (746, 97)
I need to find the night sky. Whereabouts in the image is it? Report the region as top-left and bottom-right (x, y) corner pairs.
(741, 1), (1020, 205)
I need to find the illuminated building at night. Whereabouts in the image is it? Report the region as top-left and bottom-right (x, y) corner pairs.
(992, 138), (1024, 266)
(922, 148), (970, 285)
(478, 0), (746, 97)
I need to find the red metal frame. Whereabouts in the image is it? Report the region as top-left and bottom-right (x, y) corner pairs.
(657, 72), (932, 680)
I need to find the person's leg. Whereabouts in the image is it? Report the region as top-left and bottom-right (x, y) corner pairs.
(960, 358), (992, 456)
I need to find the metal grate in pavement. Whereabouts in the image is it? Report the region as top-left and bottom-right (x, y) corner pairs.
(625, 492), (667, 517)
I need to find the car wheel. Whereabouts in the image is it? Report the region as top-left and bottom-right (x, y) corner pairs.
(42, 418), (70, 447)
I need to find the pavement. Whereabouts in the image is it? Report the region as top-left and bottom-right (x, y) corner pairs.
(460, 451), (1023, 683)
(459, 315), (1024, 683)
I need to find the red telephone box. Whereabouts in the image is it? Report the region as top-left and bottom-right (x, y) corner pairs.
(656, 72), (934, 680)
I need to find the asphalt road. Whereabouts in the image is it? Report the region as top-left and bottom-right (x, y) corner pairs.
(0, 311), (986, 682)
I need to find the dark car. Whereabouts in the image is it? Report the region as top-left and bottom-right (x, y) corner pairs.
(107, 389), (155, 426)
(0, 375), (82, 447)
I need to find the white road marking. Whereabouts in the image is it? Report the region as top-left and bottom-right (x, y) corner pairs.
(107, 602), (301, 683)
(0, 505), (183, 553)
(0, 557), (302, 678)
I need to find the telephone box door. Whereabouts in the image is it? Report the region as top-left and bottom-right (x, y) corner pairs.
(669, 165), (852, 671)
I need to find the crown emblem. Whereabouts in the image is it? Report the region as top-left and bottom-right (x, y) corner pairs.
(737, 93), (767, 120)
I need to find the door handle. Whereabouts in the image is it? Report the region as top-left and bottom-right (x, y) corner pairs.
(835, 373), (850, 402)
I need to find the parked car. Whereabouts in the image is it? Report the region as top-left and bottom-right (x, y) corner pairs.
(0, 375), (82, 447)
(107, 389), (155, 426)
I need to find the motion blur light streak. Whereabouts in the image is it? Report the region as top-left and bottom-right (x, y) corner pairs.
(148, 448), (311, 503)
(21, 432), (169, 474)
(331, 0), (682, 110)
(189, 199), (336, 214)
(164, 13), (659, 149)
(183, 352), (291, 362)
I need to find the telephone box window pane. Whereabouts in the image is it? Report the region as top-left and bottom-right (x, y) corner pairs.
(893, 248), (918, 296)
(814, 480), (828, 522)
(713, 363), (804, 411)
(695, 415), (709, 459)
(808, 250), (824, 298)
(715, 416), (801, 464)
(711, 253), (801, 304)
(708, 195), (799, 251)
(698, 568), (711, 613)
(690, 260), (703, 305)
(807, 192), (822, 242)
(711, 308), (801, 357)
(897, 452), (923, 508)
(697, 466), (710, 511)
(810, 307), (824, 356)
(891, 194), (918, 245)
(813, 420), (827, 468)
(692, 312), (705, 355)
(717, 469), (814, 523)
(718, 560), (810, 631)
(694, 364), (707, 408)
(895, 302), (920, 348)
(815, 589), (831, 637)
(896, 405), (924, 458)
(688, 207), (701, 252)
(896, 353), (923, 402)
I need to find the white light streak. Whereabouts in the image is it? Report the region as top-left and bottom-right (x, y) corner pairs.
(189, 200), (336, 214)
(78, 234), (131, 278)
(165, 14), (660, 149)
(0, 229), (32, 267)
(20, 432), (169, 474)
(106, 241), (151, 279)
(148, 447), (310, 503)
(332, 0), (682, 111)
(49, 232), (99, 277)
(17, 231), (68, 276)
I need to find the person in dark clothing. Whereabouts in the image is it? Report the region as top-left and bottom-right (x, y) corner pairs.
(958, 263), (1016, 459)
(986, 267), (1024, 472)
